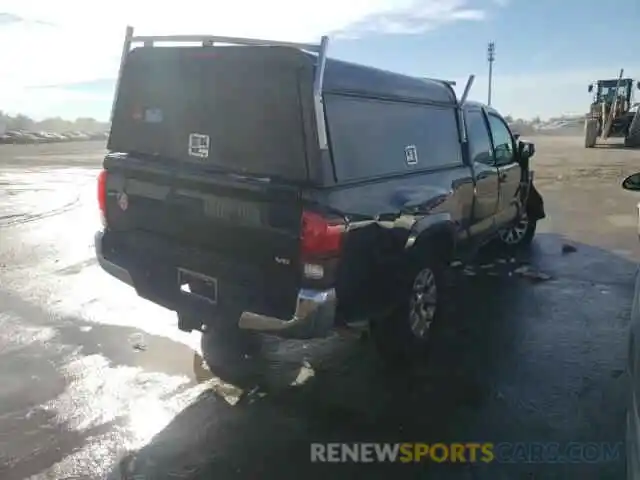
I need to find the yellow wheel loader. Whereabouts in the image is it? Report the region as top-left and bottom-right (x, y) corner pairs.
(584, 69), (640, 148)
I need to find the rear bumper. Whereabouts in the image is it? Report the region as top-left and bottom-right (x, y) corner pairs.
(95, 231), (134, 286)
(94, 230), (336, 339)
(238, 289), (336, 338)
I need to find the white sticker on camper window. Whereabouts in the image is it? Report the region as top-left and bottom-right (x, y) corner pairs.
(188, 133), (210, 159)
(144, 108), (163, 123)
(405, 145), (418, 166)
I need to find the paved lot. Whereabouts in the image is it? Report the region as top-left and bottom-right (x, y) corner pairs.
(1, 137), (639, 479)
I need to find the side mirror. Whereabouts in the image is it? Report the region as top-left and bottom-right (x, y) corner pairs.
(622, 172), (640, 191)
(588, 84), (594, 93)
(518, 140), (535, 159)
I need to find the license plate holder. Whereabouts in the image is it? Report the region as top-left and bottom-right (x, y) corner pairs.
(177, 268), (218, 305)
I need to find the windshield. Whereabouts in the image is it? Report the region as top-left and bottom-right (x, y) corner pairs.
(598, 84), (629, 101)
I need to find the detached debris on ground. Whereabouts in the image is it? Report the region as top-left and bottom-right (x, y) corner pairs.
(128, 332), (147, 352)
(451, 257), (554, 283)
(513, 265), (554, 282)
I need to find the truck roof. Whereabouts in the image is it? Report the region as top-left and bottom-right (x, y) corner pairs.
(311, 53), (458, 106)
(598, 78), (634, 87)
(462, 100), (501, 116)
(123, 44), (458, 107)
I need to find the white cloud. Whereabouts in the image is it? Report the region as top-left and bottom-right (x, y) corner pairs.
(0, 12), (22, 25)
(11, 0), (613, 121)
(0, 0), (497, 118)
(1, 0), (491, 87)
(334, 0), (486, 37)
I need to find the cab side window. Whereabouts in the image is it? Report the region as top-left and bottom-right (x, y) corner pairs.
(487, 114), (515, 165)
(466, 110), (493, 165)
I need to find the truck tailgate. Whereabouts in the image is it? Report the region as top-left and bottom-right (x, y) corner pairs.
(103, 157), (302, 317)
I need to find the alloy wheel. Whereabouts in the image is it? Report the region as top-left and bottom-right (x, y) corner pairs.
(499, 215), (529, 245)
(408, 267), (438, 339)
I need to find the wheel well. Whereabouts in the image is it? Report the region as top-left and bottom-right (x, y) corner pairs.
(411, 228), (455, 264)
(526, 184), (545, 220)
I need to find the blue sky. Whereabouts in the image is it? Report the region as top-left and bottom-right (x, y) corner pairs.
(1, 0), (639, 121)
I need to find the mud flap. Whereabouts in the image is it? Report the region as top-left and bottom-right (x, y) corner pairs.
(177, 312), (204, 332)
(527, 184), (545, 220)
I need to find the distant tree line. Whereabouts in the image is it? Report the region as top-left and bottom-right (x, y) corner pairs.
(504, 114), (584, 136)
(504, 115), (538, 135)
(0, 110), (579, 137)
(0, 111), (109, 133)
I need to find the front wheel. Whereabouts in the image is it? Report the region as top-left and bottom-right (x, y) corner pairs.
(496, 214), (537, 250)
(585, 118), (598, 148)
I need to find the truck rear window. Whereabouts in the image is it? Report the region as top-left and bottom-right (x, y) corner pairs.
(108, 47), (311, 181)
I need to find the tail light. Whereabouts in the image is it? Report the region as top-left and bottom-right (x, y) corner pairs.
(97, 169), (108, 227)
(300, 210), (345, 281)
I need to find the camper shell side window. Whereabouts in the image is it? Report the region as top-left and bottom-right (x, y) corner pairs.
(324, 94), (463, 183)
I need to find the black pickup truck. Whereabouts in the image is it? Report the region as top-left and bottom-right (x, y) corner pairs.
(95, 31), (545, 364)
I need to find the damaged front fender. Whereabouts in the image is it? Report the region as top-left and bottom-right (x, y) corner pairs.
(527, 183), (546, 220)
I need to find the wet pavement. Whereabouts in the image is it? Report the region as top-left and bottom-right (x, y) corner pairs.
(1, 138), (639, 479)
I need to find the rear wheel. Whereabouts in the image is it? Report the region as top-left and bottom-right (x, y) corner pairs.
(178, 311), (262, 388)
(191, 311), (304, 391)
(370, 248), (446, 365)
(200, 328), (263, 388)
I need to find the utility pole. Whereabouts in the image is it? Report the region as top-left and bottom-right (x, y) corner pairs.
(487, 42), (495, 106)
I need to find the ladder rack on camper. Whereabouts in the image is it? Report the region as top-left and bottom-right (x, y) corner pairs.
(110, 26), (330, 150)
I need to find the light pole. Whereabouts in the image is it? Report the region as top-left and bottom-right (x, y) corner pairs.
(487, 42), (495, 106)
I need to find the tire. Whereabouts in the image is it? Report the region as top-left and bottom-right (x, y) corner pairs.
(585, 119), (598, 148)
(182, 311), (263, 388)
(626, 111), (640, 148)
(193, 311), (303, 391)
(625, 131), (640, 148)
(369, 247), (447, 365)
(495, 213), (537, 250)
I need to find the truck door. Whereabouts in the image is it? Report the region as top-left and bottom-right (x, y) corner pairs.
(485, 112), (522, 227)
(465, 108), (499, 237)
